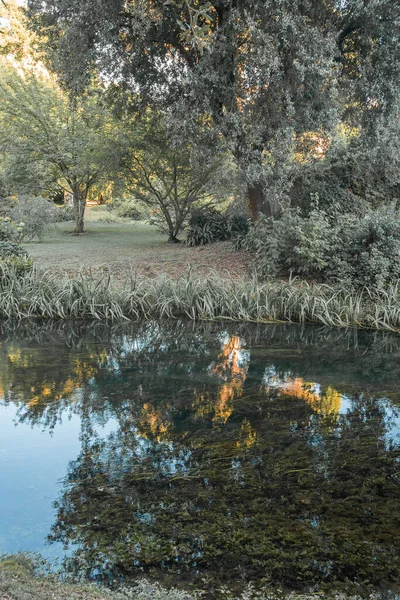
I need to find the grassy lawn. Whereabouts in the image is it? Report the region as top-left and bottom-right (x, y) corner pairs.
(22, 210), (250, 279)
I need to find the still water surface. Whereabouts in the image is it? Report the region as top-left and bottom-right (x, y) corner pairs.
(0, 321), (399, 593)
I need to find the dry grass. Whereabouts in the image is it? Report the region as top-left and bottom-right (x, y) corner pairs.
(0, 555), (110, 600)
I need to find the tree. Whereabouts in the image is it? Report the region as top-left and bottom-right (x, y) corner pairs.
(120, 112), (227, 242)
(27, 0), (400, 219)
(0, 0), (41, 65)
(0, 64), (119, 233)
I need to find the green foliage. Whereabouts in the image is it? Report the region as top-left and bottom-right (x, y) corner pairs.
(3, 196), (64, 241)
(115, 198), (147, 221)
(0, 241), (33, 281)
(291, 148), (367, 216)
(240, 205), (400, 287)
(55, 204), (75, 222)
(0, 0), (41, 64)
(186, 209), (249, 246)
(28, 0), (400, 217)
(0, 209), (34, 273)
(92, 211), (127, 224)
(120, 111), (228, 241)
(0, 266), (400, 331)
(0, 64), (121, 233)
(238, 208), (332, 279)
(0, 240), (28, 258)
(291, 131), (400, 216)
(0, 215), (24, 242)
(329, 208), (400, 288)
(0, 256), (34, 279)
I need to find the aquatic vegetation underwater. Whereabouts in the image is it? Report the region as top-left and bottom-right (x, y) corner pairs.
(0, 321), (399, 597)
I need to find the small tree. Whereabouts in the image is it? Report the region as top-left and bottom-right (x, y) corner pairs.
(0, 64), (119, 233)
(121, 113), (226, 242)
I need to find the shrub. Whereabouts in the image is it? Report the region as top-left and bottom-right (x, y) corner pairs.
(290, 141), (394, 216)
(0, 256), (34, 279)
(55, 205), (75, 222)
(4, 196), (62, 241)
(0, 240), (28, 258)
(115, 199), (146, 220)
(95, 212), (126, 223)
(229, 214), (250, 236)
(239, 204), (400, 287)
(237, 208), (332, 278)
(186, 209), (249, 246)
(330, 208), (400, 288)
(0, 216), (24, 242)
(0, 241), (32, 280)
(290, 159), (367, 216)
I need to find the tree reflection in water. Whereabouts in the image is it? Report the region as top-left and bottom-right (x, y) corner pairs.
(0, 321), (399, 594)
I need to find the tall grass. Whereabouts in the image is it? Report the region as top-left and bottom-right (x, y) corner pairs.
(1, 263), (400, 331)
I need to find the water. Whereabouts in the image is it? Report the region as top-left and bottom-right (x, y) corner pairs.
(0, 320), (399, 595)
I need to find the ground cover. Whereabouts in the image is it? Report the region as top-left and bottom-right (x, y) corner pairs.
(22, 211), (251, 280)
(1, 263), (400, 331)
(0, 555), (380, 600)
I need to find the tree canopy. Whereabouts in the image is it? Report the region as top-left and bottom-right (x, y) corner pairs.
(0, 64), (120, 232)
(119, 110), (229, 241)
(0, 0), (41, 65)
(27, 0), (400, 217)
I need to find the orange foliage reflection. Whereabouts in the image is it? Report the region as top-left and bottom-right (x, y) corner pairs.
(194, 336), (249, 425)
(265, 375), (342, 420)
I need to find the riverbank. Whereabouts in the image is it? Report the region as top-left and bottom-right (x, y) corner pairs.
(0, 555), (387, 600)
(1, 263), (400, 332)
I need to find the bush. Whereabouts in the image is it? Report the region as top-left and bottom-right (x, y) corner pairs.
(290, 140), (396, 216)
(0, 256), (34, 279)
(329, 208), (400, 288)
(0, 240), (28, 258)
(115, 199), (146, 220)
(290, 157), (367, 216)
(239, 204), (400, 288)
(95, 212), (126, 223)
(237, 207), (332, 278)
(55, 205), (75, 222)
(0, 216), (24, 242)
(3, 196), (63, 241)
(186, 209), (249, 246)
(0, 241), (32, 280)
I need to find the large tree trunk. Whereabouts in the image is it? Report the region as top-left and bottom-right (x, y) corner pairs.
(247, 184), (278, 220)
(167, 235), (181, 244)
(248, 185), (265, 220)
(163, 208), (182, 243)
(168, 224), (181, 243)
(72, 188), (86, 233)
